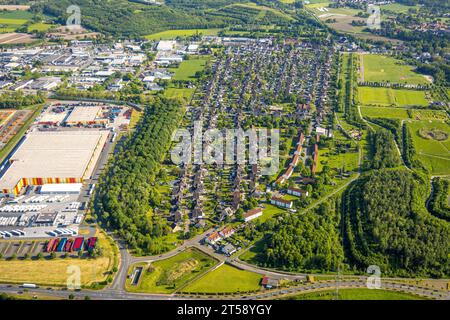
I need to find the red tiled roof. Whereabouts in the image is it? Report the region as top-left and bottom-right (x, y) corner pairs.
(244, 207), (263, 219)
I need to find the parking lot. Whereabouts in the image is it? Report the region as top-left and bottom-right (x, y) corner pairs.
(0, 239), (79, 259)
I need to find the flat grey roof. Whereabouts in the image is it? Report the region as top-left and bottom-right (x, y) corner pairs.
(0, 130), (108, 191)
(65, 106), (101, 123)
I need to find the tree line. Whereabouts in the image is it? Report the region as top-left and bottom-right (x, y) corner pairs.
(92, 97), (184, 255)
(342, 170), (450, 277)
(0, 91), (45, 108)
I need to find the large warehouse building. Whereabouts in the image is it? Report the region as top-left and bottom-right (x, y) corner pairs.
(65, 106), (107, 126)
(0, 130), (108, 197)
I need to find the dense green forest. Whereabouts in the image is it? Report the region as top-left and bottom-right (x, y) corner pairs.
(241, 200), (344, 272)
(92, 97), (184, 255)
(368, 129), (401, 170)
(369, 118), (402, 153)
(342, 170), (450, 277)
(428, 178), (450, 222)
(32, 0), (296, 37)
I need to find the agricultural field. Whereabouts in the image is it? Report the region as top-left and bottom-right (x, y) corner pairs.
(125, 248), (218, 294)
(360, 106), (410, 119)
(407, 120), (450, 175)
(0, 32), (34, 44)
(358, 87), (429, 107)
(0, 105), (41, 162)
(0, 230), (118, 287)
(305, 2), (397, 42)
(182, 264), (263, 293)
(27, 23), (53, 32)
(0, 5), (31, 11)
(360, 54), (430, 85)
(381, 3), (421, 13)
(0, 110), (15, 126)
(170, 57), (209, 81)
(144, 28), (221, 40)
(0, 10), (33, 33)
(280, 288), (425, 300)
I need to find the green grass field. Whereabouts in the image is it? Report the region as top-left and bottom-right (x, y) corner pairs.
(170, 57), (209, 81)
(182, 264), (263, 293)
(258, 203), (287, 222)
(163, 87), (195, 101)
(381, 3), (420, 13)
(0, 230), (118, 287)
(407, 120), (450, 175)
(27, 23), (52, 32)
(0, 10), (32, 33)
(125, 248), (218, 294)
(361, 54), (430, 85)
(280, 288), (425, 300)
(360, 106), (410, 119)
(239, 238), (267, 265)
(317, 147), (359, 172)
(0, 10), (33, 20)
(410, 109), (449, 121)
(358, 87), (429, 107)
(145, 28), (220, 40)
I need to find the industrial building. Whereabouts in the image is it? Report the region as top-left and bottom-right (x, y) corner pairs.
(65, 105), (106, 126)
(0, 130), (109, 197)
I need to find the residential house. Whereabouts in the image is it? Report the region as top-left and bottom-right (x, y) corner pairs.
(270, 196), (293, 209)
(243, 207), (263, 222)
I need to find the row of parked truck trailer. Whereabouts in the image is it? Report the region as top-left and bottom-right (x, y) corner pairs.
(46, 236), (97, 253)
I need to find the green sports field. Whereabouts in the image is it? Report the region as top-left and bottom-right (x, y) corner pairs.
(358, 87), (429, 107)
(125, 248), (218, 294)
(182, 264), (263, 293)
(361, 54), (430, 85)
(407, 120), (450, 175)
(145, 28), (220, 40)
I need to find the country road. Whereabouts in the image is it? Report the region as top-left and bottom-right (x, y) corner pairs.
(1, 277), (448, 300)
(2, 224), (450, 300)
